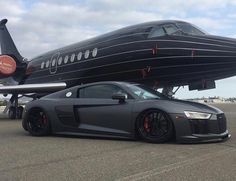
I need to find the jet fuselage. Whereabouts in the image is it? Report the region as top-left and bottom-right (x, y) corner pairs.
(7, 20), (236, 89)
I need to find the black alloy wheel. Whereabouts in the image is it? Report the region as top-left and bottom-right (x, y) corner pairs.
(137, 109), (174, 143)
(26, 108), (51, 136)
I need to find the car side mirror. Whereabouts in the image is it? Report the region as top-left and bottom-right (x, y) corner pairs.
(112, 93), (127, 103)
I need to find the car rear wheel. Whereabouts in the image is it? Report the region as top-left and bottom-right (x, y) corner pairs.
(26, 108), (51, 136)
(136, 109), (174, 143)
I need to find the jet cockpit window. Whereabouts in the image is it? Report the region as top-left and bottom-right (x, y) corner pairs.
(163, 24), (180, 35)
(176, 22), (206, 35)
(148, 27), (165, 38)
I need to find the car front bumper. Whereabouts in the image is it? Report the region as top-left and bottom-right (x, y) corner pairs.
(170, 113), (230, 143)
(178, 130), (230, 143)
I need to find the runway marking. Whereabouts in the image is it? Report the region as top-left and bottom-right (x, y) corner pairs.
(117, 148), (235, 181)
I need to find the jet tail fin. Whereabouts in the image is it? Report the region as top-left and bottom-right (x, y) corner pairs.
(0, 19), (24, 63)
(0, 19), (27, 82)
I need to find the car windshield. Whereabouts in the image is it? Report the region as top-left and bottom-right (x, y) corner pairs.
(126, 84), (167, 100)
(176, 22), (206, 36)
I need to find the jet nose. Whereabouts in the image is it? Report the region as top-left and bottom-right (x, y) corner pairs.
(206, 35), (236, 47)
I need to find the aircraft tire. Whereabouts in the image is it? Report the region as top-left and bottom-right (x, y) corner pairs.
(8, 106), (16, 119)
(16, 106), (24, 119)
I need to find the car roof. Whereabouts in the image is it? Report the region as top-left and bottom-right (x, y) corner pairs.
(76, 81), (137, 88)
(43, 81), (137, 99)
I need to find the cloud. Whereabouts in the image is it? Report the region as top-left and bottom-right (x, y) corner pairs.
(0, 0), (24, 16)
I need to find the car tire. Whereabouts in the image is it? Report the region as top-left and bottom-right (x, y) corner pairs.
(26, 108), (51, 136)
(22, 118), (28, 131)
(136, 109), (174, 143)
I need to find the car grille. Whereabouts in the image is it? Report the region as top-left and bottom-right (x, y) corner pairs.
(190, 113), (227, 134)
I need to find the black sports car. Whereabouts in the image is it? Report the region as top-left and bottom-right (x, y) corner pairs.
(22, 82), (230, 143)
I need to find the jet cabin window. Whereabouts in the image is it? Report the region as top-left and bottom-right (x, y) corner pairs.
(64, 55), (69, 64)
(58, 57), (63, 65)
(41, 62), (45, 69)
(46, 60), (50, 68)
(78, 84), (127, 99)
(70, 54), (75, 62)
(77, 52), (82, 61)
(52, 59), (56, 66)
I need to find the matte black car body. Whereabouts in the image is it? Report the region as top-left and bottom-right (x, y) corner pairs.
(22, 82), (230, 143)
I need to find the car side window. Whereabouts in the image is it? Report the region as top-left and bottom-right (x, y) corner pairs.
(77, 84), (128, 99)
(148, 26), (166, 38)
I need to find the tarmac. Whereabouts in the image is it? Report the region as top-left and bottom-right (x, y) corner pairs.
(0, 103), (236, 181)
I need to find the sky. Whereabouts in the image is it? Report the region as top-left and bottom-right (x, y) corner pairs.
(1, 0), (236, 99)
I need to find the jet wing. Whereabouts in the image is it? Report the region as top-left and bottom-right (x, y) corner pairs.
(0, 82), (66, 94)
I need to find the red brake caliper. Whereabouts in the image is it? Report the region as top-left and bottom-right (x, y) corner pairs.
(144, 117), (150, 132)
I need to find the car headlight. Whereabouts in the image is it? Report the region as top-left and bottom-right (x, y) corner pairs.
(184, 111), (211, 119)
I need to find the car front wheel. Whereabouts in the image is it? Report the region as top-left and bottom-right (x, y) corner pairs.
(136, 109), (174, 143)
(26, 108), (51, 136)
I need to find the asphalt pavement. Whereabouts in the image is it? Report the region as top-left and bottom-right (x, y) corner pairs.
(0, 103), (236, 181)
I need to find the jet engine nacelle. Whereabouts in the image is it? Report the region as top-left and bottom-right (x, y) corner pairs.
(189, 80), (216, 91)
(0, 55), (16, 77)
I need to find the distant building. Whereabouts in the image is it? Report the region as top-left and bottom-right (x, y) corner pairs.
(187, 96), (227, 104)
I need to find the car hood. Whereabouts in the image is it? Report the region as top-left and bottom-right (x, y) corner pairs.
(142, 99), (223, 114)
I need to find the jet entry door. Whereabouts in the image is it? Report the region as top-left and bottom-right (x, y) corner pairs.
(49, 52), (59, 74)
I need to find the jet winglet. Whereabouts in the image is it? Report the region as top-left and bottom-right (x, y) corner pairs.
(0, 19), (7, 26)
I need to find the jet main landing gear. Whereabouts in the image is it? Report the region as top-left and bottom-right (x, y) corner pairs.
(8, 106), (24, 119)
(7, 94), (24, 119)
